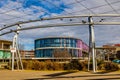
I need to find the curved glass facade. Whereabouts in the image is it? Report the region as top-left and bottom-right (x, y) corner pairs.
(35, 37), (89, 58)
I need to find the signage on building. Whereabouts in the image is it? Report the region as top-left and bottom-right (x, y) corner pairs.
(10, 47), (16, 53)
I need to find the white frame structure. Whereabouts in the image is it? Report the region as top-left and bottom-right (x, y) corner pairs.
(0, 14), (120, 72)
(11, 26), (23, 71)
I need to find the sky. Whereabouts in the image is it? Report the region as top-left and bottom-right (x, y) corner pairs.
(0, 0), (120, 50)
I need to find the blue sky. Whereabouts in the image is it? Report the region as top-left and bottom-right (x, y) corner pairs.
(23, 0), (67, 13)
(0, 0), (120, 50)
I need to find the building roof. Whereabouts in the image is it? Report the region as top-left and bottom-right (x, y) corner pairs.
(114, 44), (120, 47)
(35, 36), (82, 41)
(0, 39), (12, 43)
(35, 36), (89, 47)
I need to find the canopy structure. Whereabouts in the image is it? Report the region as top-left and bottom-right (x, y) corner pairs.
(0, 0), (120, 72)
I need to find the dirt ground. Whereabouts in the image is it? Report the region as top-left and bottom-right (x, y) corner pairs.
(0, 70), (120, 80)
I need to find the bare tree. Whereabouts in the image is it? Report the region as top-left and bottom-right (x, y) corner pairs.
(18, 44), (25, 50)
(53, 48), (71, 61)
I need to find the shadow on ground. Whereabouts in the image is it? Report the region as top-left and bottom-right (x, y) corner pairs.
(24, 71), (120, 80)
(44, 71), (77, 77)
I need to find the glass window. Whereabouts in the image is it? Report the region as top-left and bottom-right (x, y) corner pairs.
(66, 44), (69, 47)
(54, 38), (60, 43)
(66, 38), (69, 44)
(41, 40), (44, 44)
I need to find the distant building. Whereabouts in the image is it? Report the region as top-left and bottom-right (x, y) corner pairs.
(114, 44), (120, 52)
(20, 50), (35, 58)
(0, 40), (12, 59)
(103, 44), (120, 52)
(96, 44), (120, 61)
(35, 37), (89, 58)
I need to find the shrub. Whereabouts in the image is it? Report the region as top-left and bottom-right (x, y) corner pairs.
(79, 60), (94, 71)
(98, 61), (119, 71)
(22, 60), (36, 70)
(22, 60), (64, 71)
(26, 60), (34, 70)
(45, 60), (54, 70)
(39, 62), (47, 70)
(64, 60), (83, 70)
(53, 62), (63, 70)
(80, 61), (88, 71)
(33, 60), (41, 70)
(17, 60), (119, 72)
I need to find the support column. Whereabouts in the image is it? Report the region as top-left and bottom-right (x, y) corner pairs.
(1, 42), (4, 49)
(12, 51), (15, 71)
(11, 25), (23, 71)
(88, 16), (96, 72)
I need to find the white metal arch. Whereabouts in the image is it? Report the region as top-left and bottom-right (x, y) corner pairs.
(1, 14), (120, 31)
(1, 14), (120, 72)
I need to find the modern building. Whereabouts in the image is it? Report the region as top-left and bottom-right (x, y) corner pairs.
(0, 40), (12, 59)
(35, 37), (89, 58)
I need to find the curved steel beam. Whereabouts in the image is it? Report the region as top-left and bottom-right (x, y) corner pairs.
(1, 14), (120, 31)
(1, 21), (120, 36)
(0, 22), (87, 36)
